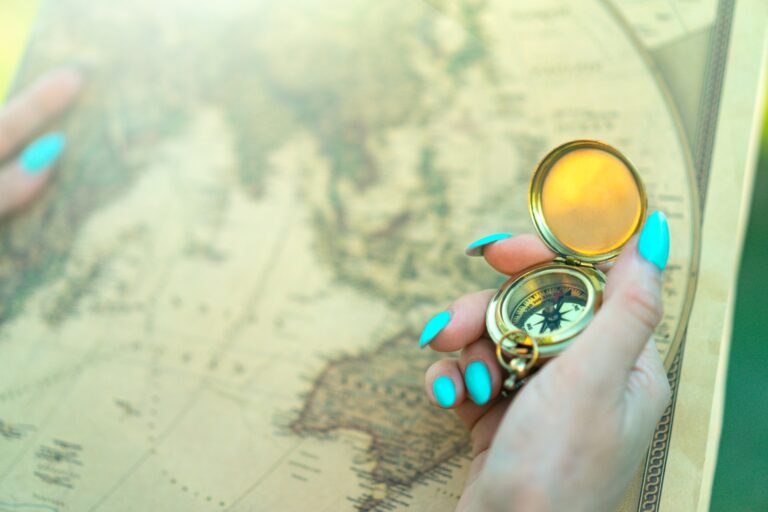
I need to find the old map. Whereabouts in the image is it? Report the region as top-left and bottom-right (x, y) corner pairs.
(0, 0), (763, 510)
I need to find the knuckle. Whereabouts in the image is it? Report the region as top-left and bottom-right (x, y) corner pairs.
(621, 281), (663, 333)
(652, 373), (672, 410)
(636, 365), (671, 413)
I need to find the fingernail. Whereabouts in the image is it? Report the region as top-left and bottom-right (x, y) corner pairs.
(465, 360), (492, 405)
(465, 233), (512, 256)
(638, 211), (670, 271)
(19, 133), (65, 175)
(419, 311), (451, 347)
(433, 376), (456, 408)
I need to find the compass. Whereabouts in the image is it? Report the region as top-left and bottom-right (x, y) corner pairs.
(486, 140), (646, 391)
(512, 283), (587, 335)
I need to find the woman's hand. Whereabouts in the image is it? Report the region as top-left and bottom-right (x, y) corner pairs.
(420, 212), (671, 512)
(0, 68), (82, 218)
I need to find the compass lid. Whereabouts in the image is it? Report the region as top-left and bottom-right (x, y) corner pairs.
(528, 140), (646, 264)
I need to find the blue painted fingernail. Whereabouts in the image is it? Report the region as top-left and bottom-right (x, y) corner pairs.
(433, 376), (456, 408)
(465, 233), (512, 256)
(465, 360), (492, 405)
(419, 311), (451, 347)
(638, 211), (670, 271)
(19, 133), (65, 175)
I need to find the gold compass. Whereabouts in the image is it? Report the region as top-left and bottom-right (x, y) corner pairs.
(486, 140), (647, 392)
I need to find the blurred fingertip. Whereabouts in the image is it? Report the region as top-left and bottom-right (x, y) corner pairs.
(465, 233), (513, 257)
(50, 66), (86, 89)
(19, 132), (66, 175)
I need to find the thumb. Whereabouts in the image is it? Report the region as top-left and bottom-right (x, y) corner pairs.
(562, 211), (670, 389)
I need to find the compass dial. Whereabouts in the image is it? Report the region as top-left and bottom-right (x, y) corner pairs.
(509, 284), (588, 335)
(488, 264), (602, 352)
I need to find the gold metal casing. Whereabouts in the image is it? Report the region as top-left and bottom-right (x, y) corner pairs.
(487, 140), (648, 380)
(528, 140), (647, 264)
(486, 262), (606, 358)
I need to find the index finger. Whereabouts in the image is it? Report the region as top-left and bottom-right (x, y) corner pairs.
(0, 67), (83, 158)
(476, 233), (555, 275)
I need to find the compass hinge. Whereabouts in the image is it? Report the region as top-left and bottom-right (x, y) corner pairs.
(558, 255), (594, 268)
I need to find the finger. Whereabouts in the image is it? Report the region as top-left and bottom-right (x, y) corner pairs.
(625, 339), (671, 430)
(601, 237), (641, 301)
(0, 133), (65, 218)
(427, 348), (510, 452)
(433, 235), (556, 353)
(460, 338), (503, 406)
(462, 400), (509, 455)
(452, 339), (508, 449)
(564, 211), (670, 389)
(478, 233), (555, 275)
(424, 359), (466, 409)
(0, 67), (83, 158)
(419, 289), (494, 351)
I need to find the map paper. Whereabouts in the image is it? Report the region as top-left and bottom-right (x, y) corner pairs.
(0, 0), (764, 510)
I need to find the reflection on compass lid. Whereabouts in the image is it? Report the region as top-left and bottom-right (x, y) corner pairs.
(529, 140), (646, 263)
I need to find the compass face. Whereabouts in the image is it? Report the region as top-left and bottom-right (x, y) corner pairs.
(488, 264), (602, 351)
(509, 284), (588, 335)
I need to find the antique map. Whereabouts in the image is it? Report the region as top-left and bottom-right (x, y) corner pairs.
(0, 0), (764, 511)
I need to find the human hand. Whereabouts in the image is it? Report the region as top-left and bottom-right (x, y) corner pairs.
(420, 212), (671, 511)
(0, 68), (82, 218)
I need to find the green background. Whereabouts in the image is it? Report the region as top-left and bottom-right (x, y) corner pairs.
(0, 2), (765, 510)
(710, 95), (768, 511)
